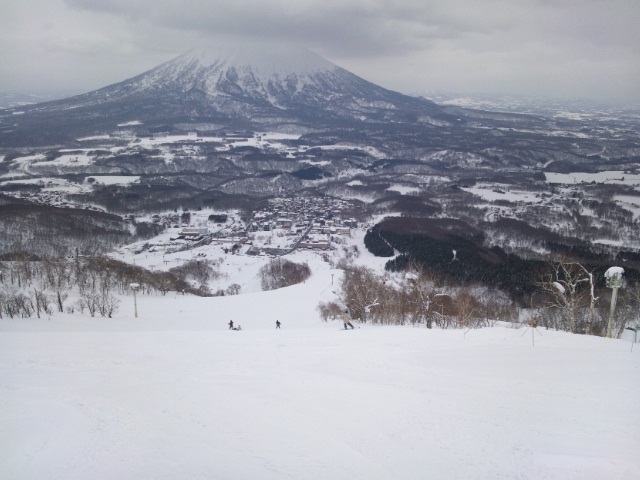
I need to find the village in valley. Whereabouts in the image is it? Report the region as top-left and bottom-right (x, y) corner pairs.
(134, 195), (359, 255)
(110, 194), (365, 295)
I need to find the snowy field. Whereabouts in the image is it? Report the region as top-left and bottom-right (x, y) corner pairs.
(463, 184), (541, 204)
(615, 195), (640, 220)
(545, 171), (640, 187)
(1, 265), (639, 480)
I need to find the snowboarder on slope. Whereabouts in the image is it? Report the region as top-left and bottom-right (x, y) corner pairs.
(228, 320), (234, 330)
(276, 320), (281, 329)
(342, 310), (355, 330)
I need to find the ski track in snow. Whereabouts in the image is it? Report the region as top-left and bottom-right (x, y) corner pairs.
(1, 266), (639, 479)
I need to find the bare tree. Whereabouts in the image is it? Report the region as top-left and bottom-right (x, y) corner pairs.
(455, 289), (481, 329)
(81, 291), (99, 317)
(536, 261), (596, 333)
(317, 301), (343, 322)
(33, 289), (53, 318)
(405, 268), (438, 328)
(340, 266), (381, 322)
(259, 258), (311, 291)
(97, 291), (120, 318)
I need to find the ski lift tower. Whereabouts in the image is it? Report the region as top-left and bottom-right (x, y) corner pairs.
(604, 267), (624, 338)
(130, 283), (140, 318)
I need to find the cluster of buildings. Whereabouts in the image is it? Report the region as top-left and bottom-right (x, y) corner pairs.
(246, 196), (359, 253)
(126, 195), (362, 259)
(250, 196), (357, 232)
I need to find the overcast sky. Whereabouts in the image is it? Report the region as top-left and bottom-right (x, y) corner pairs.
(1, 0), (638, 105)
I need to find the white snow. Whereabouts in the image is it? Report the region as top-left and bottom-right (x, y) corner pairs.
(32, 153), (94, 168)
(1, 216), (639, 478)
(0, 178), (41, 186)
(308, 144), (384, 159)
(386, 184), (419, 195)
(87, 176), (140, 186)
(183, 41), (337, 81)
(553, 111), (590, 120)
(77, 135), (110, 141)
(592, 239), (625, 247)
(545, 171), (640, 186)
(11, 153), (46, 167)
(1, 259), (639, 479)
(614, 195), (640, 220)
(132, 132), (302, 156)
(604, 266), (624, 278)
(462, 184), (540, 204)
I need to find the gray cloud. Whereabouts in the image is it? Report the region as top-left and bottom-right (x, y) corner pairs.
(59, 0), (517, 56)
(1, 0), (638, 104)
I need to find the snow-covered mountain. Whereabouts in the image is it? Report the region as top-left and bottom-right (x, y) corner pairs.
(0, 42), (453, 145)
(139, 42), (342, 98)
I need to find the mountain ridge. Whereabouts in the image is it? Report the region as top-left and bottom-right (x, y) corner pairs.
(0, 42), (455, 146)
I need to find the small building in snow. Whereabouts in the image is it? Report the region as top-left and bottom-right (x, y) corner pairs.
(181, 227), (208, 236)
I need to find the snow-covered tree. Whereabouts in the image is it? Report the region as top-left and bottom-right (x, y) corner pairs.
(537, 261), (597, 333)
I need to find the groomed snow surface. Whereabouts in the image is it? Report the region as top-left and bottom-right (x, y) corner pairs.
(2, 267), (639, 479)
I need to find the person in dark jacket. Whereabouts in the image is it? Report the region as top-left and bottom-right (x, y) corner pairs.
(228, 319), (234, 330)
(276, 320), (281, 329)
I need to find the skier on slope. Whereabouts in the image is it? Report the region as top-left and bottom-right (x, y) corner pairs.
(342, 310), (355, 330)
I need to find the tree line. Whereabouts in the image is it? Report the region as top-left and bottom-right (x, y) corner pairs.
(318, 261), (638, 338)
(0, 254), (315, 320)
(0, 255), (204, 319)
(0, 202), (165, 258)
(365, 216), (640, 305)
